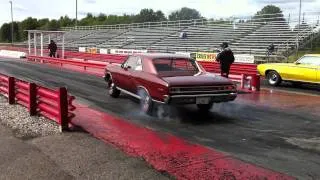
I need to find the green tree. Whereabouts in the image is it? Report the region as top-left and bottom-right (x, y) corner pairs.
(135, 9), (166, 23)
(155, 11), (167, 21)
(38, 18), (50, 30)
(0, 23), (11, 42)
(253, 5), (285, 22)
(97, 13), (106, 22)
(59, 16), (74, 27)
(168, 7), (202, 21)
(79, 13), (96, 26)
(19, 17), (39, 40)
(48, 20), (60, 30)
(12, 22), (21, 41)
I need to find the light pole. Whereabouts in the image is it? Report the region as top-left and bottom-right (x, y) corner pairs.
(296, 0), (302, 56)
(9, 1), (13, 45)
(298, 0), (302, 31)
(75, 0), (78, 28)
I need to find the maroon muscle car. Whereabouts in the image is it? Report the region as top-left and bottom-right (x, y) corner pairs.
(104, 53), (237, 114)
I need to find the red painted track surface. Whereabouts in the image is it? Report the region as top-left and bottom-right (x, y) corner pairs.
(72, 102), (294, 180)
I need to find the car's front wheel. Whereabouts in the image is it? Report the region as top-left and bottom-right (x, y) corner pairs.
(197, 103), (213, 112)
(108, 80), (121, 98)
(267, 70), (282, 86)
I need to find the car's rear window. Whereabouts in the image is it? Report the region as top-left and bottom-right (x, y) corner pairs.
(153, 58), (199, 76)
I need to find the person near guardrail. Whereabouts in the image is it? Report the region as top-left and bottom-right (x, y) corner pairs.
(216, 42), (234, 78)
(48, 40), (57, 58)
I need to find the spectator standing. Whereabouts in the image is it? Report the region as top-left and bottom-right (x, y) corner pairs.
(48, 40), (57, 58)
(216, 42), (235, 78)
(267, 43), (275, 56)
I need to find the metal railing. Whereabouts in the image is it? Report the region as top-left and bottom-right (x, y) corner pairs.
(60, 12), (319, 31)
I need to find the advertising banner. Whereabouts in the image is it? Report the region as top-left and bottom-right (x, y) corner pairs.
(99, 48), (109, 54)
(175, 52), (191, 57)
(191, 52), (217, 62)
(191, 52), (255, 64)
(234, 54), (255, 64)
(110, 49), (147, 55)
(86, 47), (98, 54)
(79, 47), (86, 52)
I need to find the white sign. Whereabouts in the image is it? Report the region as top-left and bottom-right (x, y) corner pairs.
(79, 47), (86, 52)
(234, 54), (255, 64)
(175, 52), (191, 57)
(100, 48), (109, 54)
(0, 50), (26, 58)
(110, 48), (147, 55)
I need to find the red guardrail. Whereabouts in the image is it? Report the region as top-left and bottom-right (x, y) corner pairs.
(63, 51), (127, 64)
(27, 55), (106, 76)
(0, 73), (75, 131)
(199, 61), (258, 75)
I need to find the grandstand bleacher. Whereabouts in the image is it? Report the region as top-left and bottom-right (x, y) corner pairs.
(26, 12), (320, 60)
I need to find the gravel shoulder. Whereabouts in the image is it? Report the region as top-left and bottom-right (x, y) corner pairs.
(0, 95), (60, 139)
(0, 95), (171, 180)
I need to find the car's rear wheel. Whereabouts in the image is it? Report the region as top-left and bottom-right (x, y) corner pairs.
(139, 89), (153, 115)
(108, 80), (120, 98)
(197, 103), (213, 112)
(267, 71), (282, 86)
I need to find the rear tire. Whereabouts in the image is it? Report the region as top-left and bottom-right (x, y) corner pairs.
(267, 71), (282, 86)
(139, 89), (153, 115)
(197, 103), (213, 112)
(108, 80), (120, 98)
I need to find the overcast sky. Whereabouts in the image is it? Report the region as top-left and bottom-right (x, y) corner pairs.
(0, 0), (319, 26)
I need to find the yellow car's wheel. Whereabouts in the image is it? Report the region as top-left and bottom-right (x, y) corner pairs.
(267, 71), (282, 86)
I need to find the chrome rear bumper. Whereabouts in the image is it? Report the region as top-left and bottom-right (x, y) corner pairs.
(156, 92), (237, 104)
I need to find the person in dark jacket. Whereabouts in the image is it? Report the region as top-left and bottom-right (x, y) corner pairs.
(48, 40), (57, 57)
(267, 43), (275, 56)
(216, 42), (235, 78)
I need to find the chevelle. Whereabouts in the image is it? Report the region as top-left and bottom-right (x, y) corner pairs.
(257, 54), (320, 86)
(104, 53), (237, 114)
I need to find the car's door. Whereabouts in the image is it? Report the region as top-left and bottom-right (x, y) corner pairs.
(317, 64), (320, 83)
(127, 56), (144, 93)
(314, 57), (320, 83)
(117, 56), (138, 91)
(285, 56), (318, 83)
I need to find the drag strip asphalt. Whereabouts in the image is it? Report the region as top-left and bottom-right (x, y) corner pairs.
(1, 58), (320, 179)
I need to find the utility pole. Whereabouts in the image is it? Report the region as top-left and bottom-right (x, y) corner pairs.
(9, 1), (13, 45)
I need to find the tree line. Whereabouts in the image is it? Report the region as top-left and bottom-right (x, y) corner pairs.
(0, 5), (284, 42)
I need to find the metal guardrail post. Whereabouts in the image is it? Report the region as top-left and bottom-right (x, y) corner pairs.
(58, 87), (69, 132)
(29, 83), (37, 116)
(8, 77), (15, 104)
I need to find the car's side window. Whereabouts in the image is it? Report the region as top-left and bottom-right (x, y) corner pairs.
(134, 57), (143, 71)
(124, 56), (138, 70)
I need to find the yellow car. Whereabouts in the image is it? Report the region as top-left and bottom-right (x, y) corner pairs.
(257, 54), (320, 86)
